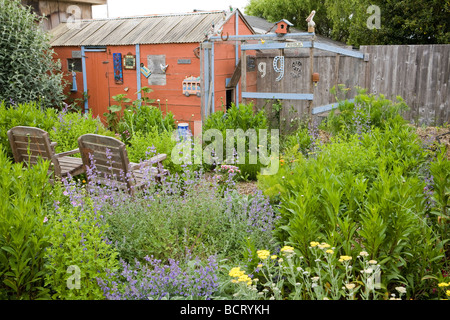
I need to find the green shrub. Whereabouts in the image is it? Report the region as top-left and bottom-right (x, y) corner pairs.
(0, 101), (58, 158)
(0, 147), (52, 299)
(44, 195), (119, 300)
(49, 109), (115, 155)
(104, 87), (175, 138)
(202, 103), (270, 180)
(98, 173), (278, 264)
(258, 123), (445, 298)
(117, 104), (175, 144)
(0, 0), (65, 106)
(126, 128), (197, 174)
(322, 88), (409, 136)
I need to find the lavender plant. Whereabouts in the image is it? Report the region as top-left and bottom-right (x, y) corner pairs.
(98, 254), (219, 300)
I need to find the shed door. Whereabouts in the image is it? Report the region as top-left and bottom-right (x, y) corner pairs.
(84, 51), (110, 121)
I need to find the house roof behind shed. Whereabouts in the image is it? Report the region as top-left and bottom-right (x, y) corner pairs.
(49, 11), (229, 46)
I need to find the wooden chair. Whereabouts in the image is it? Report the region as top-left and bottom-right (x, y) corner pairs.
(77, 133), (167, 195)
(7, 126), (84, 180)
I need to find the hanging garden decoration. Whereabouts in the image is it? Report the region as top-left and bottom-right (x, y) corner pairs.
(113, 53), (123, 84)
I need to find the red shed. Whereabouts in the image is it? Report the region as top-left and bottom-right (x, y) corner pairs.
(49, 10), (255, 135)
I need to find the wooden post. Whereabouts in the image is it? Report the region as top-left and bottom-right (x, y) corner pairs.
(308, 40), (314, 125)
(279, 48), (284, 131)
(334, 53), (340, 102)
(241, 47), (247, 104)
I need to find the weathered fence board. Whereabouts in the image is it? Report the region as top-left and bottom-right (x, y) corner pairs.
(254, 44), (449, 126)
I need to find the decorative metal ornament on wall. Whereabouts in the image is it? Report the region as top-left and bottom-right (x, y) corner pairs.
(273, 56), (285, 81)
(290, 60), (302, 78)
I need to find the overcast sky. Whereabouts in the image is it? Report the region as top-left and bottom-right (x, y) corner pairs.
(92, 0), (250, 18)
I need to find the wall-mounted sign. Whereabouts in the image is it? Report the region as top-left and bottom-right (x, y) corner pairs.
(123, 53), (136, 70)
(178, 59), (191, 64)
(113, 53), (123, 84)
(71, 50), (82, 59)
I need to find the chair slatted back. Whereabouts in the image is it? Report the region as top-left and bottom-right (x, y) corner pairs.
(7, 126), (60, 176)
(77, 134), (135, 190)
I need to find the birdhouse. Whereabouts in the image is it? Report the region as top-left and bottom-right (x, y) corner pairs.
(312, 72), (320, 86)
(275, 19), (294, 34)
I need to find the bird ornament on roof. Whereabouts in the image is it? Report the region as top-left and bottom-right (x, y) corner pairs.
(306, 10), (316, 33)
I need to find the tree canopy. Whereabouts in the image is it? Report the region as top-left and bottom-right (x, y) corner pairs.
(0, 0), (65, 107)
(244, 0), (450, 46)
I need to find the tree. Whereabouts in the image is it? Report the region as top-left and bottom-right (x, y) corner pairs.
(0, 0), (65, 107)
(244, 0), (450, 46)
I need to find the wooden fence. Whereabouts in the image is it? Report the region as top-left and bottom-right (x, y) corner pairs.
(253, 44), (449, 128)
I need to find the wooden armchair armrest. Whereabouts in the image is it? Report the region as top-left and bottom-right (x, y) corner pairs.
(55, 148), (80, 157)
(130, 153), (167, 171)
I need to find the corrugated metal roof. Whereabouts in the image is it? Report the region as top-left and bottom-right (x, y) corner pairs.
(49, 11), (228, 46)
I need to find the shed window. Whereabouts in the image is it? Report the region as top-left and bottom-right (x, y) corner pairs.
(68, 58), (82, 72)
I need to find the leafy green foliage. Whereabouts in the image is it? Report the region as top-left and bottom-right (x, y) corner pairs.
(126, 128), (185, 173)
(322, 87), (409, 136)
(258, 93), (447, 298)
(0, 148), (52, 299)
(0, 0), (65, 106)
(245, 0), (449, 46)
(44, 196), (119, 300)
(202, 103), (270, 180)
(0, 101), (58, 158)
(104, 87), (175, 137)
(49, 110), (115, 155)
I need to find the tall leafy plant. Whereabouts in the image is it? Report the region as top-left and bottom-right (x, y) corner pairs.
(0, 148), (52, 299)
(0, 0), (65, 106)
(0, 101), (58, 159)
(202, 103), (269, 180)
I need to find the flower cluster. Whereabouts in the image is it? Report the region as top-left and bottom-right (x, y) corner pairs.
(219, 165), (241, 174)
(229, 267), (252, 286)
(257, 250), (270, 260)
(437, 282), (450, 298)
(280, 246), (294, 254)
(339, 255), (352, 262)
(99, 255), (219, 300)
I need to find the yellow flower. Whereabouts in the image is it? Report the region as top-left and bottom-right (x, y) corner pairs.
(229, 267), (245, 278)
(271, 255), (277, 260)
(237, 274), (252, 286)
(446, 290), (450, 297)
(257, 264), (263, 268)
(326, 249), (334, 254)
(339, 255), (352, 262)
(280, 245), (295, 254)
(257, 250), (270, 260)
(438, 282), (450, 287)
(310, 241), (320, 247)
(318, 243), (331, 249)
